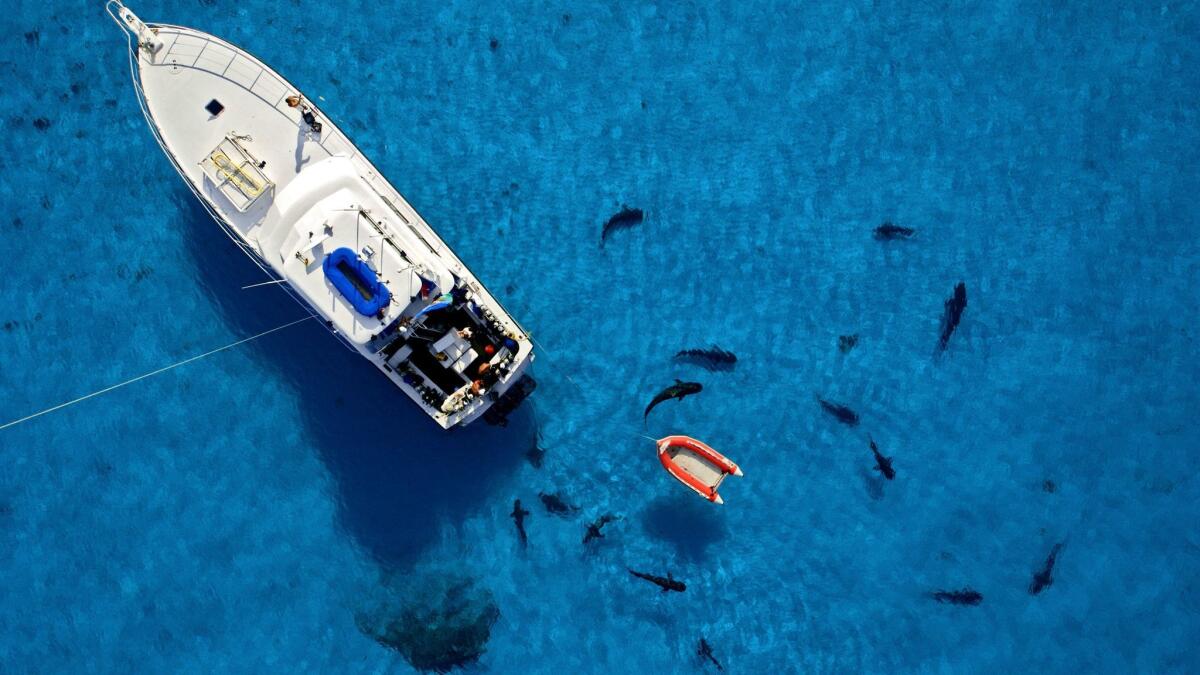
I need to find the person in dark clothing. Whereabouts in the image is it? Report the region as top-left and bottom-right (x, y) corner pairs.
(286, 94), (322, 133)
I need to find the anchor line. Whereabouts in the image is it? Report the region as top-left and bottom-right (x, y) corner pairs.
(0, 316), (314, 431)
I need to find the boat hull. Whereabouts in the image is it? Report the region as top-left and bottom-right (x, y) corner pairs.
(657, 435), (743, 504)
(114, 11), (534, 428)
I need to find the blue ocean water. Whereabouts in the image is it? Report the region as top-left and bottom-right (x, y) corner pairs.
(2, 0), (1198, 672)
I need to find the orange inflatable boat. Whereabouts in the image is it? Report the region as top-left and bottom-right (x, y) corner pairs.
(657, 435), (743, 504)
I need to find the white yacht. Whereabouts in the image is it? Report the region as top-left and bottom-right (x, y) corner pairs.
(106, 2), (535, 428)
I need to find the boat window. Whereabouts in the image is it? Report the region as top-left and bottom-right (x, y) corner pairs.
(205, 99), (224, 116)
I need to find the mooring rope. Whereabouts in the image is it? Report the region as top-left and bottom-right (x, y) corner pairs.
(0, 316), (314, 432)
(525, 333), (586, 392)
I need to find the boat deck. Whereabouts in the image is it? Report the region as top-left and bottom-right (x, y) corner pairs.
(670, 447), (726, 488)
(143, 28), (350, 237)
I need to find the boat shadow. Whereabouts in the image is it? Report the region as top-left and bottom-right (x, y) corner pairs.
(639, 492), (727, 561)
(172, 192), (533, 567)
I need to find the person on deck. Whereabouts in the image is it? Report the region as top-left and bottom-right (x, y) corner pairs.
(285, 94), (322, 133)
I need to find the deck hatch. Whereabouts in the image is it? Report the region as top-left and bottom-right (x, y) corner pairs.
(199, 135), (273, 212)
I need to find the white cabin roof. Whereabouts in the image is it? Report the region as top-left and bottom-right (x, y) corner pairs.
(270, 156), (454, 344)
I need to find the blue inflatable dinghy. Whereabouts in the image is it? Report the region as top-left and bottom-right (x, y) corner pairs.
(323, 247), (391, 316)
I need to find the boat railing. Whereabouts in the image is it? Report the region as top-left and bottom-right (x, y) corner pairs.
(141, 21), (352, 166)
